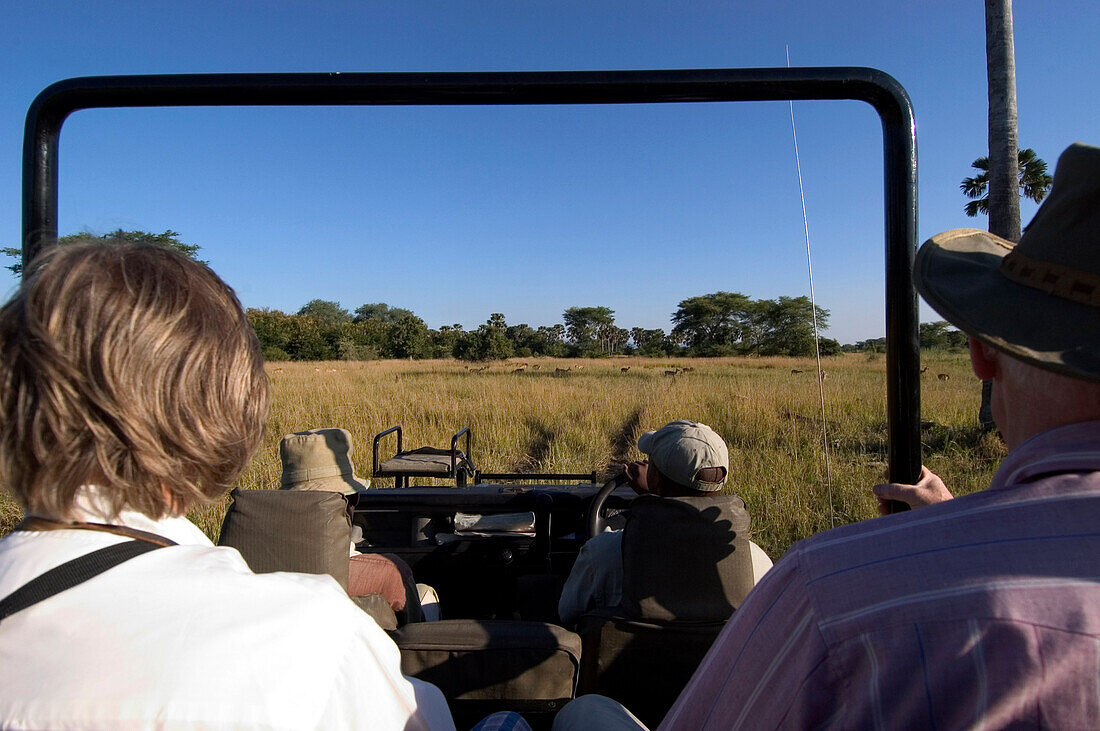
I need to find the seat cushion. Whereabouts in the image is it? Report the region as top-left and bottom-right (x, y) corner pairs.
(376, 447), (469, 476)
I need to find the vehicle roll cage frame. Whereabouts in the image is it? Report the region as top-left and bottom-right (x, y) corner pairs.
(21, 67), (921, 487)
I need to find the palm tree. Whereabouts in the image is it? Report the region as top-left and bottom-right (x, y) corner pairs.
(984, 0), (1020, 241)
(976, 0), (1021, 433)
(961, 147), (1053, 217)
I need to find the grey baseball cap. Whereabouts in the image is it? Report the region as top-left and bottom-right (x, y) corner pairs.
(279, 428), (371, 495)
(637, 420), (729, 492)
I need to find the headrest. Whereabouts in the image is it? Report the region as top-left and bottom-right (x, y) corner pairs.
(217, 488), (351, 591)
(620, 494), (754, 622)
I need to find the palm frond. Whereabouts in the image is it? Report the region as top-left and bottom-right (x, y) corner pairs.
(960, 173), (988, 198)
(964, 198), (988, 217)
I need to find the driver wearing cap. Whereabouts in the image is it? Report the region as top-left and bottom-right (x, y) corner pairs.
(558, 420), (772, 628)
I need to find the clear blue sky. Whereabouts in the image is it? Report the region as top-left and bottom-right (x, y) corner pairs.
(2, 1), (1096, 343)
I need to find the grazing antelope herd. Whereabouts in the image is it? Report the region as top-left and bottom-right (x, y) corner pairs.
(453, 362), (705, 377)
(272, 360), (963, 389)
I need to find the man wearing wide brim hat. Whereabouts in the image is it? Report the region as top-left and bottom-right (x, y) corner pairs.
(280, 428), (440, 622)
(279, 428), (372, 496)
(599, 144), (1100, 730)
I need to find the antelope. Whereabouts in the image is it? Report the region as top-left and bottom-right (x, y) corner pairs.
(554, 367), (571, 374)
(532, 364), (541, 370)
(664, 369), (679, 377)
(573, 365), (584, 370)
(512, 368), (526, 374)
(620, 366), (630, 374)
(681, 367), (695, 373)
(272, 367), (284, 373)
(791, 369), (804, 374)
(820, 371), (829, 381)
(937, 373), (950, 381)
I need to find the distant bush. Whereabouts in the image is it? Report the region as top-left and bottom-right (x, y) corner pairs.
(262, 346), (290, 362)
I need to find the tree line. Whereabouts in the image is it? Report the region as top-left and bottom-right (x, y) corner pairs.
(3, 230), (965, 362)
(248, 293), (848, 362)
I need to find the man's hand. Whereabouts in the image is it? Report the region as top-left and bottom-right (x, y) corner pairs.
(622, 460), (654, 495)
(873, 466), (953, 515)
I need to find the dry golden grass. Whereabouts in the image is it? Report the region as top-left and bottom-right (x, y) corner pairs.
(1, 353), (1005, 559)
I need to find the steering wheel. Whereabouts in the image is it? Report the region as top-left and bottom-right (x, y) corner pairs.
(586, 472), (630, 540)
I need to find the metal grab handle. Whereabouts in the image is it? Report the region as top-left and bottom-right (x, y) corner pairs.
(372, 425), (402, 477)
(450, 427), (472, 475)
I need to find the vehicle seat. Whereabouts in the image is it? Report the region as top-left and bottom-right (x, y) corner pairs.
(373, 425), (475, 487)
(392, 619), (581, 730)
(216, 488), (399, 629)
(576, 493), (755, 728)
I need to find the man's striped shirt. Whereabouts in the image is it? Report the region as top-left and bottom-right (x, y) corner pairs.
(662, 420), (1100, 730)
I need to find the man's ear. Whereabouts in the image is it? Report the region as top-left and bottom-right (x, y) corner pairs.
(969, 337), (999, 381)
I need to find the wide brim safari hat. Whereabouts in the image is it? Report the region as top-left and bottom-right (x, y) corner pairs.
(637, 420), (729, 492)
(279, 428), (371, 495)
(914, 142), (1100, 383)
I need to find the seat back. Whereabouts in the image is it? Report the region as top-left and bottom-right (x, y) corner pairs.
(577, 616), (724, 729)
(579, 493), (756, 727)
(620, 493), (755, 621)
(393, 619), (581, 730)
(216, 488), (352, 590)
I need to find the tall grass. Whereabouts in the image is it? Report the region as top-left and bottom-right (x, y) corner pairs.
(1, 353), (1005, 559)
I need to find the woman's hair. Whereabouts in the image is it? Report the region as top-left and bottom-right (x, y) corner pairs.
(0, 241), (270, 519)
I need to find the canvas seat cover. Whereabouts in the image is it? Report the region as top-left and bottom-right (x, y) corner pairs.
(620, 493), (755, 622)
(578, 493), (756, 727)
(216, 489), (399, 629)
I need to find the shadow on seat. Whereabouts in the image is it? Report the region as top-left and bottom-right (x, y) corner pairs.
(577, 493), (756, 728)
(216, 488), (399, 629)
(392, 619), (580, 730)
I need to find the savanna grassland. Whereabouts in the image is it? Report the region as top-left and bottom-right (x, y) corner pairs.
(0, 352), (1001, 559)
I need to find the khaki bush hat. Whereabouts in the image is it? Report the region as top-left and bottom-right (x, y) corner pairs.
(637, 420), (728, 492)
(279, 428), (371, 495)
(914, 142), (1100, 382)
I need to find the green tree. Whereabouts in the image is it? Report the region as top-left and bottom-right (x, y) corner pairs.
(817, 338), (842, 357)
(563, 306), (616, 356)
(354, 303), (416, 323)
(455, 319), (514, 362)
(533, 325), (568, 358)
(297, 299), (351, 326)
(630, 327), (672, 357)
(670, 291), (755, 355)
(4, 229), (203, 276)
(381, 314), (430, 359)
(919, 321), (969, 350)
(430, 325), (461, 358)
(505, 323), (537, 357)
(961, 148), (1052, 217)
(751, 296), (831, 357)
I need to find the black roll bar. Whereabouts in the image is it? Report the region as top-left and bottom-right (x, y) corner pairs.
(21, 68), (921, 489)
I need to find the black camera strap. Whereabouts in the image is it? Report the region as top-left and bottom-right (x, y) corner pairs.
(0, 519), (176, 624)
